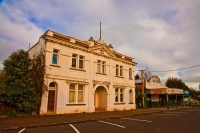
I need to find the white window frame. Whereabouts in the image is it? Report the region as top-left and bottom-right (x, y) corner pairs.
(52, 49), (59, 65)
(102, 61), (106, 74)
(69, 84), (84, 104)
(120, 66), (123, 76)
(97, 60), (106, 74)
(69, 84), (76, 103)
(115, 88), (124, 103)
(116, 65), (123, 76)
(97, 60), (101, 73)
(116, 65), (119, 76)
(71, 53), (85, 69)
(129, 68), (132, 79)
(129, 89), (133, 103)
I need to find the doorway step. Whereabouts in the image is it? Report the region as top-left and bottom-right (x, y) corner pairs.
(47, 111), (56, 115)
(95, 107), (106, 112)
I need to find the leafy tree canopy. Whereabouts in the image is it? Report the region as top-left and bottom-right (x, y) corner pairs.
(1, 49), (46, 113)
(165, 77), (189, 90)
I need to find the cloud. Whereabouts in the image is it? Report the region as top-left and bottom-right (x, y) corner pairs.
(0, 0), (199, 89)
(0, 1), (44, 68)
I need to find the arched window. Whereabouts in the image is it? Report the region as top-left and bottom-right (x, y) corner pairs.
(49, 82), (56, 88)
(129, 89), (133, 103)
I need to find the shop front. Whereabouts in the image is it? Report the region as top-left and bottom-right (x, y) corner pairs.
(146, 88), (167, 108)
(166, 88), (183, 108)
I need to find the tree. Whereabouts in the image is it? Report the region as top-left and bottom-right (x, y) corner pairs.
(189, 88), (200, 103)
(0, 70), (5, 103)
(144, 65), (153, 81)
(138, 65), (153, 81)
(135, 74), (140, 80)
(30, 51), (47, 113)
(2, 49), (46, 113)
(165, 77), (189, 90)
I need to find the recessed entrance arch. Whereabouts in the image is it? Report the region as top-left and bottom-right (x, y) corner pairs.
(94, 86), (107, 112)
(47, 82), (57, 112)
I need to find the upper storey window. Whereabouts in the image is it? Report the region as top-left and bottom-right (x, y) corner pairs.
(97, 60), (106, 74)
(52, 49), (59, 64)
(116, 65), (123, 76)
(129, 68), (132, 79)
(72, 54), (85, 69)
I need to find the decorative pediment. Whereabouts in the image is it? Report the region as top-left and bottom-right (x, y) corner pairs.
(89, 45), (116, 58)
(149, 75), (161, 84)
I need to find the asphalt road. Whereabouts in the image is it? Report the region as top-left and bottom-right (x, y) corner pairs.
(2, 107), (200, 133)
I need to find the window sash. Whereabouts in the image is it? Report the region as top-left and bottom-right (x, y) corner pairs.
(130, 93), (133, 103)
(120, 66), (123, 76)
(115, 88), (124, 103)
(79, 56), (84, 69)
(97, 60), (101, 73)
(115, 92), (118, 102)
(52, 49), (59, 65)
(116, 65), (119, 75)
(79, 59), (83, 69)
(102, 61), (106, 73)
(72, 54), (77, 68)
(69, 84), (84, 103)
(129, 68), (132, 78)
(78, 91), (83, 102)
(120, 89), (123, 102)
(69, 91), (75, 103)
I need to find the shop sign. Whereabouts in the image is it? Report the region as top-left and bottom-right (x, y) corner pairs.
(150, 89), (166, 94)
(167, 88), (183, 94)
(183, 90), (190, 95)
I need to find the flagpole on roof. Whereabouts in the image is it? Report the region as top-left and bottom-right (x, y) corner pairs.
(100, 22), (101, 40)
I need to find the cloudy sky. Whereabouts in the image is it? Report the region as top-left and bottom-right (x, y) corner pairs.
(0, 0), (200, 90)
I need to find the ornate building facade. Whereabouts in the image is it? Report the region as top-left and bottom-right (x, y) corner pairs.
(28, 30), (137, 114)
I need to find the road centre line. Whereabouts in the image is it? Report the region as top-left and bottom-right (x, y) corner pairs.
(122, 118), (152, 122)
(152, 114), (179, 116)
(18, 128), (25, 133)
(99, 120), (125, 128)
(69, 124), (80, 133)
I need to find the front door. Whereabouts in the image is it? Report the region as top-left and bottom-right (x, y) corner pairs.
(47, 90), (55, 111)
(95, 86), (107, 112)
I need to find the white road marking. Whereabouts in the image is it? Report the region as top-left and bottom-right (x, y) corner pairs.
(152, 114), (179, 116)
(185, 110), (200, 112)
(18, 128), (25, 133)
(122, 118), (152, 122)
(164, 112), (188, 114)
(99, 120), (125, 128)
(69, 124), (80, 133)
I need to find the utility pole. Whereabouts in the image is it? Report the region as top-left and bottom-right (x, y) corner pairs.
(139, 69), (145, 107)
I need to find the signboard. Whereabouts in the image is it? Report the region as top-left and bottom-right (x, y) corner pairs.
(183, 90), (190, 95)
(166, 88), (183, 94)
(150, 89), (166, 94)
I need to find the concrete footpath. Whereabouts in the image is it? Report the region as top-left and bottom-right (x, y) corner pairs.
(0, 106), (191, 131)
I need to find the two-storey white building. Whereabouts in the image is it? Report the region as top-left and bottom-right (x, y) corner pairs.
(28, 30), (137, 115)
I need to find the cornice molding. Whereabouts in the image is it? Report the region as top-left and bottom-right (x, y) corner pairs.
(44, 35), (136, 65)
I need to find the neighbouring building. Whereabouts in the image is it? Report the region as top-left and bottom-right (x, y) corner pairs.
(136, 75), (184, 108)
(28, 30), (137, 115)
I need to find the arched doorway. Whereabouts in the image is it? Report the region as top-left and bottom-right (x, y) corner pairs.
(47, 82), (57, 112)
(95, 86), (107, 112)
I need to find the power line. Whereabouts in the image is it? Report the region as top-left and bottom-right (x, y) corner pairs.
(181, 75), (200, 79)
(150, 65), (200, 72)
(183, 81), (200, 83)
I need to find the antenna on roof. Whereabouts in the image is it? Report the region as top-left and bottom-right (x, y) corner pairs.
(29, 43), (30, 49)
(100, 22), (102, 40)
